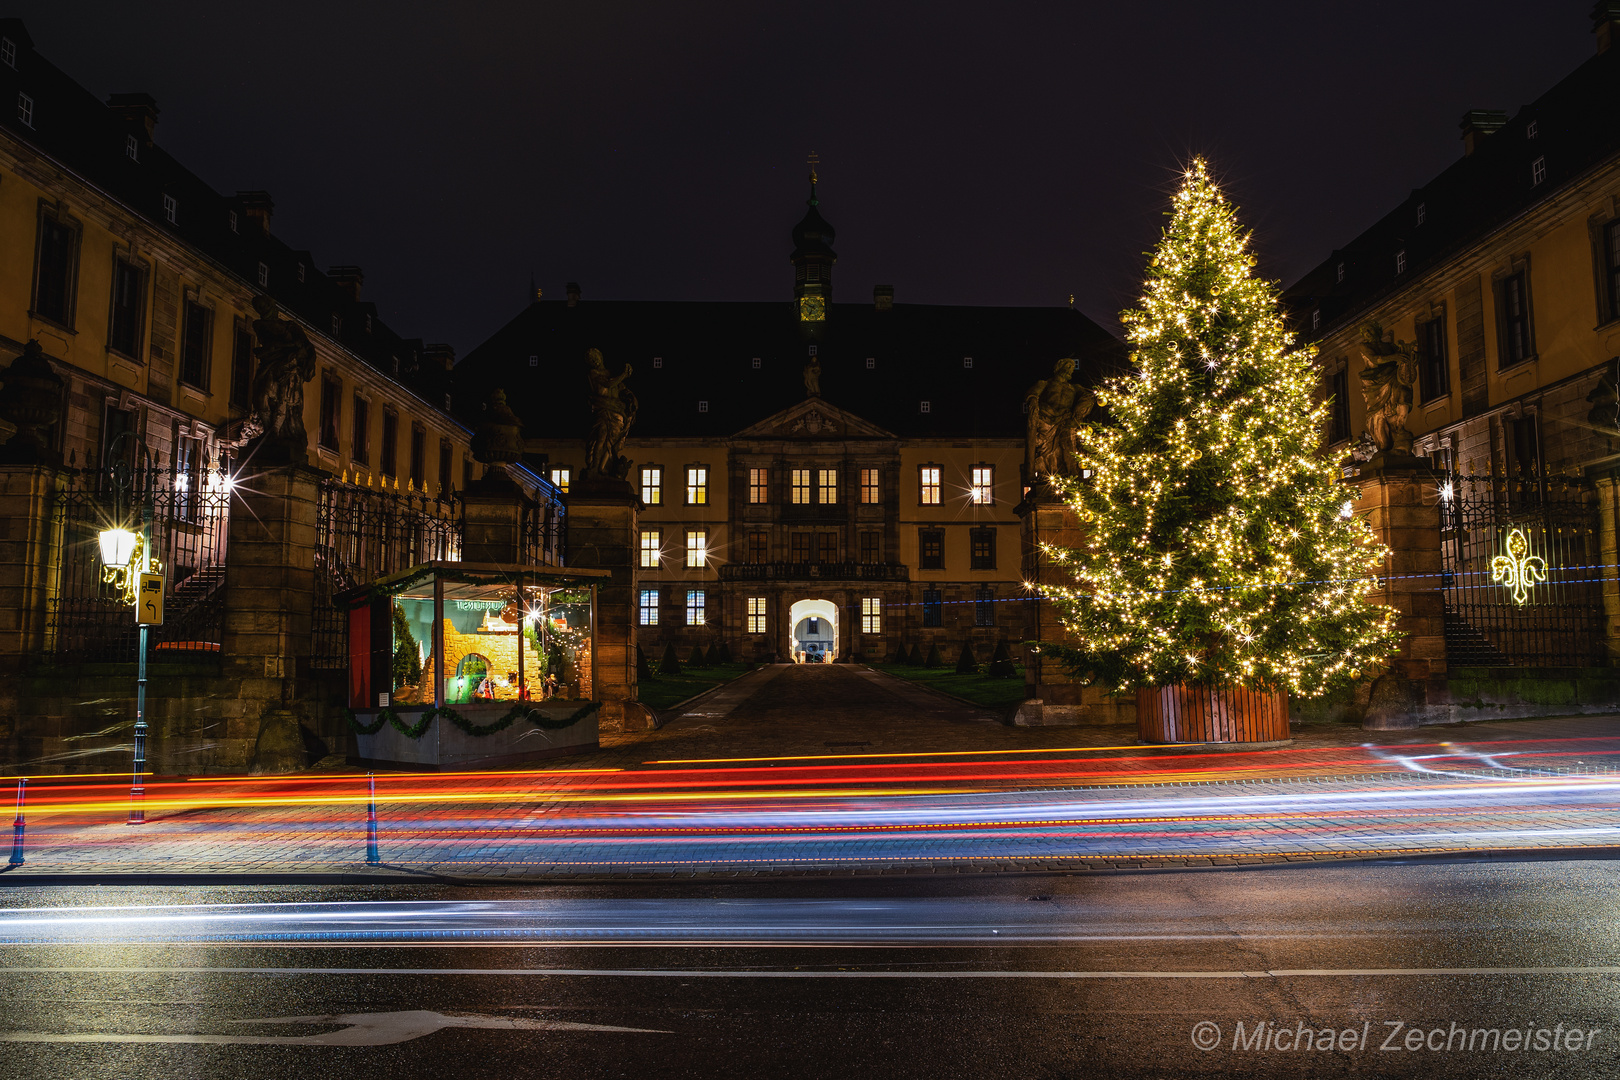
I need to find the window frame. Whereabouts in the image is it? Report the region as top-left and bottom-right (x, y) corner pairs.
(229, 321), (255, 410)
(685, 528), (708, 568)
(639, 528), (662, 569)
(1593, 217), (1620, 328)
(31, 203), (80, 329)
(919, 528), (945, 570)
(922, 588), (943, 628)
(1329, 366), (1352, 444)
(790, 468), (811, 505)
(107, 255), (147, 360)
(817, 467), (838, 505)
(1417, 310), (1450, 403)
(1495, 264), (1536, 370)
(861, 596), (881, 635)
(859, 531), (880, 564)
(179, 299), (214, 391)
(747, 596), (767, 634)
(790, 532), (811, 563)
(746, 530), (768, 564)
(918, 465), (942, 506)
(438, 438), (453, 494)
(409, 423), (427, 490)
(549, 467), (571, 494)
(162, 194), (177, 225)
(748, 467), (768, 504)
(969, 465), (995, 505)
(16, 90), (32, 128)
(640, 466), (663, 506)
(318, 370), (342, 451)
(350, 393), (370, 464)
(969, 527), (996, 570)
(639, 588), (660, 626)
(859, 467), (880, 504)
(685, 588), (707, 626)
(685, 465), (709, 506)
(974, 585), (995, 627)
(380, 408), (399, 478)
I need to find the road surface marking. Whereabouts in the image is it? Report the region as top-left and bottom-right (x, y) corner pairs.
(2, 965), (1620, 979)
(0, 1010), (669, 1046)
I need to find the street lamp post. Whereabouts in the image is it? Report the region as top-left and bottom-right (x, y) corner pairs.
(98, 437), (159, 825)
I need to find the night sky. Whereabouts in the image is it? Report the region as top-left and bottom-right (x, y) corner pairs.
(15, 2), (1592, 353)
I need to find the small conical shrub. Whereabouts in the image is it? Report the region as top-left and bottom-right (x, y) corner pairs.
(955, 640), (977, 674)
(907, 643), (924, 666)
(714, 641), (733, 664)
(637, 644), (654, 680)
(658, 642), (682, 675)
(987, 639), (1017, 678)
(688, 643), (707, 667)
(890, 642), (908, 665)
(924, 641), (943, 668)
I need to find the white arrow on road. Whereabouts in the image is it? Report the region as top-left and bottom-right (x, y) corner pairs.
(0, 1010), (670, 1046)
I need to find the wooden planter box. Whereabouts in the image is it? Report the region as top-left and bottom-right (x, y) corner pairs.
(1137, 683), (1289, 744)
(352, 701), (599, 769)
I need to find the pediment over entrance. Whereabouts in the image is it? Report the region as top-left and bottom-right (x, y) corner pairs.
(735, 398), (895, 439)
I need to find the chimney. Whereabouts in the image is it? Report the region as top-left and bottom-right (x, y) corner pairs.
(1459, 109), (1508, 155)
(106, 92), (159, 142)
(566, 281), (581, 307)
(1596, 2), (1620, 52)
(423, 343), (456, 371)
(234, 190), (273, 236)
(873, 284), (894, 312)
(327, 265), (364, 302)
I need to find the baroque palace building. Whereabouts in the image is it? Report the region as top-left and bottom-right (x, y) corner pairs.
(455, 172), (1122, 666)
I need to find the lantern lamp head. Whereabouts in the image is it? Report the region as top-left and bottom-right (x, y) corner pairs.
(98, 527), (138, 569)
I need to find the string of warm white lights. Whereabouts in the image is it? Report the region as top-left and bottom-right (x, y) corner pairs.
(1041, 159), (1401, 696)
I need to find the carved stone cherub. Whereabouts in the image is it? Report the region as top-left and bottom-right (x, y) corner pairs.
(1023, 357), (1094, 480)
(1356, 320), (1419, 456)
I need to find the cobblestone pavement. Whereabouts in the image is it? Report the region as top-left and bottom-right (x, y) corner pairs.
(3, 665), (1619, 881)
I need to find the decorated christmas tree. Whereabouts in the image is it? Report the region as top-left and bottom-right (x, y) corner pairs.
(1043, 159), (1399, 698)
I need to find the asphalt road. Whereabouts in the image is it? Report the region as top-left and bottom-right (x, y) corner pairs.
(2, 858), (1619, 1078)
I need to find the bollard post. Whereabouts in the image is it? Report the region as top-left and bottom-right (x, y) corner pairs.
(365, 772), (379, 865)
(8, 779), (25, 867)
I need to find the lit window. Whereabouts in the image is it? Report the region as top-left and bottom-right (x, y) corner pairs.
(686, 467), (708, 505)
(919, 466), (941, 505)
(1312, 310), (1320, 331)
(861, 596), (881, 635)
(640, 466), (663, 505)
(257, 262), (269, 287)
(228, 210), (238, 233)
(920, 400), (931, 413)
(1395, 250), (1406, 274)
(970, 465), (994, 505)
(818, 468), (838, 504)
(963, 357), (973, 369)
(1416, 202), (1426, 225)
(865, 357), (875, 369)
(747, 596), (767, 634)
(686, 589), (706, 625)
(549, 467), (570, 493)
(1531, 156), (1546, 185)
(639, 589), (659, 626)
(751, 357), (761, 369)
(749, 468), (768, 504)
(639, 529), (662, 568)
(1, 37), (15, 68)
(125, 134), (139, 161)
(16, 92), (32, 128)
(653, 356), (663, 368)
(686, 529), (707, 568)
(1335, 262), (1345, 283)
(860, 468), (880, 504)
(791, 469), (811, 504)
(698, 400), (708, 412)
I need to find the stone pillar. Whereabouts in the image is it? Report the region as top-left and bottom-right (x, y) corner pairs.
(0, 463), (66, 672)
(566, 476), (640, 731)
(220, 457), (328, 769)
(459, 469), (533, 564)
(1593, 469), (1620, 664)
(1349, 459), (1448, 729)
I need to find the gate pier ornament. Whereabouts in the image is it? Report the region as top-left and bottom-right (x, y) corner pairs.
(1022, 357), (1094, 483)
(1354, 320), (1420, 460)
(249, 295), (318, 451)
(583, 348), (637, 481)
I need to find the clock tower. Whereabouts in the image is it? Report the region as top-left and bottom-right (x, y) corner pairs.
(790, 155), (836, 333)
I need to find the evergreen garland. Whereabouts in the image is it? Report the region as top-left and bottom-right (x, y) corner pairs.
(347, 700), (602, 740)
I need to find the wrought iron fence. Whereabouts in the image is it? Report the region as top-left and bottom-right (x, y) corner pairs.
(46, 466), (231, 663)
(311, 480), (462, 669)
(1440, 471), (1604, 667)
(523, 498), (566, 566)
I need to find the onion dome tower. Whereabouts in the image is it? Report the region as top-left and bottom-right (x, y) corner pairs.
(790, 154), (836, 332)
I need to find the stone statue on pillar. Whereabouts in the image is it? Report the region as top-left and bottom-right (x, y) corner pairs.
(583, 348), (637, 481)
(803, 355), (821, 397)
(471, 389), (525, 467)
(1022, 357), (1093, 484)
(249, 295), (318, 451)
(1355, 320), (1420, 460)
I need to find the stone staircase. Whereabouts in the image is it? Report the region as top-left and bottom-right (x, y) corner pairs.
(1443, 606), (1513, 666)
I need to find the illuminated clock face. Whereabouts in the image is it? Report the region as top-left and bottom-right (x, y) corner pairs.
(799, 296), (826, 322)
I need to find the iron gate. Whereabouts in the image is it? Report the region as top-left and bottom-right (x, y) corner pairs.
(1440, 471), (1604, 667)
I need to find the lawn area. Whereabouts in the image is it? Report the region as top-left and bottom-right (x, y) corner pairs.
(869, 663), (1029, 711)
(636, 662), (756, 711)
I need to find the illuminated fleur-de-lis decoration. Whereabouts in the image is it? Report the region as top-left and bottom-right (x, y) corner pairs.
(1491, 527), (1547, 606)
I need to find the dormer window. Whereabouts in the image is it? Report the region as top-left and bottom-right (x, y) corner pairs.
(1, 37), (16, 68)
(1312, 310), (1321, 331)
(296, 263), (305, 283)
(1395, 250), (1407, 274)
(16, 92), (33, 128)
(866, 357), (875, 369)
(920, 401), (931, 414)
(163, 194), (177, 224)
(1527, 120), (1539, 139)
(228, 210), (238, 233)
(751, 357), (761, 369)
(257, 262), (268, 287)
(125, 134), (139, 162)
(528, 354), (538, 368)
(1416, 202), (1426, 225)
(698, 400), (709, 412)
(963, 357), (973, 369)
(653, 356), (663, 368)
(331, 315), (342, 336)
(1336, 262), (1345, 283)
(1531, 156), (1546, 185)
(364, 313), (373, 334)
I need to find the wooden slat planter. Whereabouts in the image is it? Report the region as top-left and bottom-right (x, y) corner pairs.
(1137, 683), (1289, 744)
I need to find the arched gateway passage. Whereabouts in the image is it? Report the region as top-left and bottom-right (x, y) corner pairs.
(789, 598), (839, 663)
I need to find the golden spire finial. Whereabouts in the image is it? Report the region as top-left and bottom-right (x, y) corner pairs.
(807, 150), (819, 184)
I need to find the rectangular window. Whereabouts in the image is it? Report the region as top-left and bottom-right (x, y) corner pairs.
(640, 466), (662, 505)
(860, 531), (880, 564)
(639, 589), (659, 626)
(439, 439), (452, 493)
(351, 394), (370, 464)
(173, 434), (203, 523)
(230, 325), (254, 409)
(549, 467), (570, 493)
(919, 466), (941, 505)
(791, 468), (811, 504)
(975, 586), (995, 627)
(686, 466), (708, 505)
(1509, 414), (1539, 477)
(1329, 369), (1351, 443)
(381, 410), (398, 477)
(163, 194), (177, 224)
(970, 527), (996, 570)
(108, 258), (146, 358)
(861, 597), (882, 635)
(17, 91), (32, 127)
(919, 528), (944, 570)
(860, 468), (880, 504)
(409, 424), (426, 489)
(815, 532), (837, 563)
(747, 530), (768, 564)
(32, 210), (79, 327)
(970, 465), (994, 505)
(1531, 156), (1546, 185)
(790, 532), (811, 562)
(1604, 220), (1620, 324)
(639, 529), (662, 569)
(1395, 250), (1407, 274)
(749, 467), (768, 504)
(747, 596), (767, 634)
(922, 588), (943, 627)
(818, 468), (838, 504)
(319, 372), (341, 450)
(180, 300), (213, 389)
(1, 37), (14, 67)
(1418, 316), (1449, 402)
(685, 528), (707, 568)
(686, 589), (706, 626)
(1500, 271), (1532, 367)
